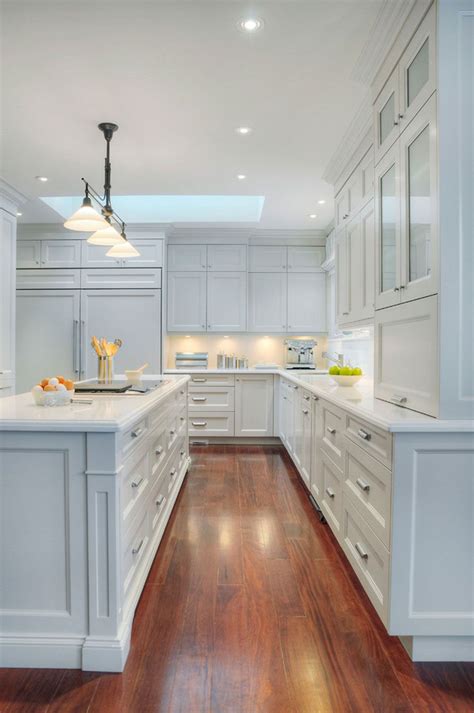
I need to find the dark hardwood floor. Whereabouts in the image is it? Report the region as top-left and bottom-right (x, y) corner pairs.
(1, 445), (473, 713)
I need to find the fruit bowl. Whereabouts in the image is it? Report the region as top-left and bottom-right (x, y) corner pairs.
(31, 376), (75, 407)
(329, 374), (363, 387)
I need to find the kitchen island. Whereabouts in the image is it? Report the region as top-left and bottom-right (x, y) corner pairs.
(0, 375), (190, 671)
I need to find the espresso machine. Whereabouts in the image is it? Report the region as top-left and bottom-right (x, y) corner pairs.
(284, 339), (317, 370)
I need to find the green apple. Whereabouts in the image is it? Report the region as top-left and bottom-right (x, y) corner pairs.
(329, 365), (340, 375)
(351, 367), (362, 376)
(340, 366), (352, 376)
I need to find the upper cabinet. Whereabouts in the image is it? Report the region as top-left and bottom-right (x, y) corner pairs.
(167, 272), (207, 332)
(207, 244), (247, 271)
(287, 273), (326, 333)
(335, 148), (373, 230)
(374, 4), (436, 165)
(287, 246), (325, 272)
(18, 238), (163, 269)
(207, 272), (247, 331)
(249, 245), (323, 273)
(167, 244), (207, 271)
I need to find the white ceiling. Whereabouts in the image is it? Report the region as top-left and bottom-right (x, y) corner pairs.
(1, 0), (381, 229)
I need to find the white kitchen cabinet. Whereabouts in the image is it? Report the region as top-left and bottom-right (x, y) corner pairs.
(248, 272), (287, 332)
(321, 449), (343, 542)
(310, 394), (322, 501)
(207, 244), (246, 271)
(80, 289), (161, 379)
(206, 271), (247, 332)
(17, 269), (81, 290)
(17, 240), (41, 268)
(81, 268), (161, 289)
(167, 244), (207, 271)
(293, 390), (304, 472)
(335, 170), (362, 229)
(300, 390), (313, 487)
(374, 294), (438, 417)
(40, 240), (81, 268)
(167, 271), (207, 332)
(0, 209), (17, 391)
(335, 232), (349, 324)
(235, 374), (274, 437)
(82, 239), (163, 268)
(374, 68), (401, 165)
(325, 268), (338, 338)
(279, 380), (291, 449)
(287, 273), (326, 333)
(80, 242), (122, 268)
(249, 245), (287, 272)
(360, 148), (374, 208)
(375, 141), (402, 310)
(339, 202), (375, 326)
(358, 201), (375, 320)
(16, 290), (81, 392)
(287, 246), (325, 272)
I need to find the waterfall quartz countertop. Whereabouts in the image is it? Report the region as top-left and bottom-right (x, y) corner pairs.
(0, 374), (190, 432)
(165, 368), (474, 433)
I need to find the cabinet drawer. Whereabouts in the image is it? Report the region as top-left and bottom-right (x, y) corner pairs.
(321, 450), (343, 541)
(188, 412), (235, 437)
(167, 414), (179, 451)
(343, 439), (392, 549)
(150, 468), (169, 536)
(16, 269), (81, 290)
(123, 506), (150, 602)
(177, 405), (187, 437)
(345, 414), (392, 469)
(320, 400), (345, 469)
(81, 268), (162, 289)
(188, 374), (235, 387)
(188, 386), (235, 411)
(341, 499), (390, 625)
(122, 451), (150, 529)
(150, 426), (168, 479)
(122, 417), (148, 457)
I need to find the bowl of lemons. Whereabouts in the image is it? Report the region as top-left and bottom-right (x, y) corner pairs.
(328, 365), (363, 386)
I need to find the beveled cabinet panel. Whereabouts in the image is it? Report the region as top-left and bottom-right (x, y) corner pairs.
(249, 245), (287, 272)
(248, 272), (287, 332)
(375, 142), (401, 310)
(374, 68), (400, 165)
(207, 244), (247, 271)
(167, 244), (207, 271)
(167, 272), (207, 332)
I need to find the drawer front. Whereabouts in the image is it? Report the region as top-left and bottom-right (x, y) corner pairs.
(122, 451), (150, 528)
(150, 468), (169, 536)
(177, 405), (187, 437)
(341, 499), (390, 625)
(346, 414), (392, 469)
(320, 450), (343, 541)
(148, 401), (169, 432)
(122, 417), (148, 457)
(150, 426), (168, 479)
(123, 506), (150, 601)
(81, 268), (162, 289)
(167, 413), (179, 451)
(188, 386), (235, 412)
(343, 439), (392, 549)
(320, 401), (345, 468)
(188, 412), (235, 437)
(16, 269), (81, 290)
(168, 385), (188, 414)
(188, 374), (235, 387)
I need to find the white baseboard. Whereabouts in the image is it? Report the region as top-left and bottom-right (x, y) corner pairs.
(82, 628), (131, 672)
(0, 635), (83, 669)
(399, 635), (474, 662)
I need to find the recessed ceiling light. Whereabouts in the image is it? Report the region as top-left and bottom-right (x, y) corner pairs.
(237, 174), (246, 180)
(35, 175), (48, 182)
(239, 18), (263, 32)
(318, 199), (326, 205)
(309, 214), (317, 219)
(236, 126), (252, 135)
(16, 212), (22, 216)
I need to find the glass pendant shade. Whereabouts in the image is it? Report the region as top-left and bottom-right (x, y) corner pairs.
(64, 197), (109, 232)
(106, 240), (140, 258)
(87, 222), (126, 245)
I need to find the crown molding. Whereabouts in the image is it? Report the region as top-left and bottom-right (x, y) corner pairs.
(0, 178), (29, 216)
(351, 0), (418, 85)
(322, 92), (373, 187)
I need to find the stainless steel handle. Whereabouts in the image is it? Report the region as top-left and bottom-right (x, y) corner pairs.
(391, 394), (407, 404)
(155, 446), (163, 455)
(156, 495), (165, 507)
(73, 319), (79, 374)
(192, 396), (207, 402)
(192, 421), (207, 427)
(131, 428), (144, 439)
(132, 539), (144, 555)
(326, 426), (336, 435)
(356, 478), (370, 493)
(325, 487), (335, 499)
(355, 542), (368, 560)
(358, 428), (371, 441)
(192, 378), (207, 383)
(131, 477), (144, 489)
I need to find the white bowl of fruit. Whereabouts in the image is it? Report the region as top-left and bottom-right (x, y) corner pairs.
(328, 366), (363, 386)
(31, 376), (75, 406)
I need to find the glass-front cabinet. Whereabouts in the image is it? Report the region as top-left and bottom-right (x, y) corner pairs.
(375, 143), (401, 309)
(374, 68), (400, 165)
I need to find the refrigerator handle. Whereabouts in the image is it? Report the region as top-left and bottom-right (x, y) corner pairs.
(73, 319), (80, 375)
(80, 319), (86, 380)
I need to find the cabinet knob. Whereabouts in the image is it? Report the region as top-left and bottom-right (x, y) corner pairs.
(393, 120), (399, 126)
(202, 324), (206, 329)
(393, 287), (400, 292)
(326, 426), (336, 435)
(207, 324), (211, 328)
(398, 113), (404, 119)
(400, 285), (405, 290)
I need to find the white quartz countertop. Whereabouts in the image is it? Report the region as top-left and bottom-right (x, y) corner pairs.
(0, 375), (189, 433)
(165, 368), (474, 433)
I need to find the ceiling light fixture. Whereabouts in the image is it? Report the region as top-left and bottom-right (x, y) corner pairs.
(309, 214), (317, 219)
(236, 126), (252, 135)
(237, 174), (246, 180)
(35, 176), (48, 182)
(64, 123), (138, 253)
(318, 199), (326, 205)
(239, 18), (262, 32)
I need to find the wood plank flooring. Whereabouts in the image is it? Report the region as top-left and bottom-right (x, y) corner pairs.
(1, 445), (473, 713)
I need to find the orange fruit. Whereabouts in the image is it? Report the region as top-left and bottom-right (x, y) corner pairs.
(57, 376), (65, 384)
(64, 379), (74, 391)
(36, 383), (44, 390)
(40, 378), (49, 387)
(44, 384), (55, 392)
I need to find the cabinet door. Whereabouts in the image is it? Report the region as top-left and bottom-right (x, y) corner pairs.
(287, 273), (326, 333)
(399, 94), (438, 303)
(287, 246), (325, 272)
(81, 289), (161, 379)
(207, 272), (246, 332)
(207, 244), (246, 271)
(17, 240), (41, 268)
(399, 3), (436, 129)
(326, 268), (338, 338)
(41, 240), (81, 268)
(335, 189), (349, 229)
(359, 148), (374, 208)
(374, 68), (400, 165)
(293, 391), (304, 471)
(248, 273), (287, 332)
(359, 201), (375, 320)
(375, 142), (401, 309)
(345, 216), (360, 322)
(374, 295), (438, 417)
(121, 239), (163, 268)
(0, 209), (17, 378)
(285, 384), (295, 455)
(346, 170), (362, 220)
(16, 290), (80, 392)
(336, 231), (349, 324)
(249, 245), (287, 272)
(167, 244), (207, 271)
(279, 382), (289, 447)
(81, 241), (123, 268)
(234, 374), (274, 437)
(301, 393), (312, 487)
(167, 272), (206, 332)
(310, 396), (322, 501)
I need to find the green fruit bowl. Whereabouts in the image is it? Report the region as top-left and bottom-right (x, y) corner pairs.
(329, 374), (363, 387)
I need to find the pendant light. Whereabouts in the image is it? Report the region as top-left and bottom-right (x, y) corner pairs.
(88, 219), (126, 246)
(63, 186), (109, 232)
(106, 230), (140, 257)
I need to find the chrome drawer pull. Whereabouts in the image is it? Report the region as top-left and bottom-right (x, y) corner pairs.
(356, 478), (370, 493)
(192, 396), (207, 402)
(303, 395), (310, 401)
(192, 378), (207, 383)
(325, 487), (335, 499)
(391, 394), (407, 404)
(132, 539), (144, 556)
(326, 426), (336, 435)
(170, 468), (177, 478)
(155, 446), (163, 456)
(357, 428), (371, 441)
(192, 421), (207, 427)
(156, 495), (165, 507)
(131, 477), (144, 489)
(355, 542), (368, 560)
(131, 427), (144, 439)
(302, 409), (309, 415)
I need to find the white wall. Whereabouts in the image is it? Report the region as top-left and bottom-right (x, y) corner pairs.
(327, 326), (374, 377)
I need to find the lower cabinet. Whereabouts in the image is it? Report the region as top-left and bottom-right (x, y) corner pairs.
(320, 449), (343, 541)
(235, 374), (274, 437)
(310, 394), (322, 500)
